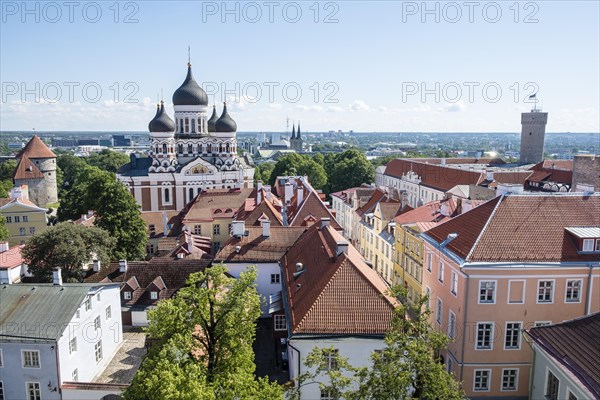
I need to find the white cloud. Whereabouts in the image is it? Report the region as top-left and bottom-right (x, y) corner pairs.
(327, 106), (344, 113)
(269, 103), (283, 110)
(296, 104), (325, 112)
(349, 100), (370, 112)
(440, 100), (466, 113)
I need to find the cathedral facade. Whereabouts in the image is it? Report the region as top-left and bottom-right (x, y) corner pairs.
(117, 63), (254, 212)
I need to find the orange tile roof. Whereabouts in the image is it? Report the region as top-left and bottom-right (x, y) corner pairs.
(183, 188), (253, 222)
(16, 135), (56, 159)
(13, 155), (44, 180)
(356, 188), (387, 217)
(426, 194), (600, 263)
(282, 223), (397, 335)
(0, 244), (25, 270)
(288, 190), (341, 230)
(236, 199), (283, 227)
(216, 226), (307, 263)
(531, 160), (573, 171)
(385, 159), (482, 192)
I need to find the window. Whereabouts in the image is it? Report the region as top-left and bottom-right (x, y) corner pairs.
(476, 322), (493, 350)
(212, 242), (221, 254)
(0, 348), (2, 367)
(323, 349), (339, 370)
(72, 368), (79, 382)
(213, 224), (220, 235)
(270, 274), (280, 284)
(29, 227), (35, 235)
(448, 311), (456, 339)
(14, 216), (20, 223)
(26, 382), (41, 400)
(320, 389), (334, 400)
(438, 261), (444, 282)
(505, 322), (522, 349)
(23, 215), (28, 222)
(546, 370), (560, 400)
(502, 369), (518, 391)
(76, 309), (80, 319)
(19, 227), (26, 236)
(425, 287), (430, 309)
(538, 280), (554, 303)
(473, 370), (490, 391)
(95, 340), (103, 362)
(274, 315), (287, 331)
(163, 187), (171, 204)
(582, 239), (594, 251)
(596, 239), (600, 252)
(193, 224), (202, 235)
(436, 298), (443, 325)
(534, 321), (552, 327)
(451, 272), (458, 295)
(427, 254), (432, 272)
(69, 337), (77, 354)
(4, 217), (10, 223)
(94, 316), (101, 331)
(124, 291), (132, 300)
(84, 296), (91, 311)
(150, 291), (158, 300)
(479, 281), (496, 303)
(565, 280), (582, 302)
(96, 292), (101, 302)
(0, 381), (3, 400)
(147, 243), (155, 254)
(22, 351), (40, 368)
(106, 306), (112, 320)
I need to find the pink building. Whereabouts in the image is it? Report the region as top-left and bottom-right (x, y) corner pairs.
(421, 193), (600, 399)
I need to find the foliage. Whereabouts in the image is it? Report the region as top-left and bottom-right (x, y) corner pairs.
(328, 149), (375, 193)
(56, 154), (87, 198)
(370, 155), (397, 168)
(0, 212), (9, 241)
(0, 180), (13, 198)
(254, 162), (275, 184)
(86, 149), (130, 173)
(290, 286), (465, 400)
(21, 222), (115, 283)
(0, 159), (17, 181)
(268, 153), (327, 190)
(124, 265), (282, 400)
(59, 166), (147, 260)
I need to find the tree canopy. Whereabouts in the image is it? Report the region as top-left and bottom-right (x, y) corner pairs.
(327, 149), (375, 193)
(268, 153), (327, 190)
(58, 165), (147, 261)
(124, 265), (282, 400)
(21, 222), (115, 283)
(290, 287), (465, 400)
(0, 213), (9, 241)
(0, 159), (17, 198)
(86, 149), (130, 173)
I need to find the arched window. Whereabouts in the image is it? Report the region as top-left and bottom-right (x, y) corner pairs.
(180, 119), (184, 133)
(178, 144), (183, 154)
(188, 143), (193, 154)
(226, 143), (230, 153)
(164, 188), (170, 204)
(189, 188), (194, 202)
(191, 119), (196, 133)
(219, 144), (223, 153)
(185, 118), (189, 133)
(207, 144), (212, 153)
(162, 143), (167, 153)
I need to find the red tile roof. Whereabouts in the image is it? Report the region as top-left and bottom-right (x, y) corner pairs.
(0, 245), (25, 270)
(13, 156), (44, 180)
(531, 160), (573, 171)
(16, 135), (56, 159)
(236, 199), (283, 227)
(216, 226), (307, 263)
(426, 194), (600, 263)
(526, 313), (600, 398)
(288, 190), (341, 230)
(384, 159), (482, 192)
(183, 188), (253, 222)
(282, 223), (397, 335)
(356, 188), (387, 217)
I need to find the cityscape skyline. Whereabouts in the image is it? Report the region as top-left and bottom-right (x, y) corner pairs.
(1, 1), (599, 132)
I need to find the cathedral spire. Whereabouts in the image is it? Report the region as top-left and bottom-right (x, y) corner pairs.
(291, 123), (296, 140)
(297, 121), (301, 139)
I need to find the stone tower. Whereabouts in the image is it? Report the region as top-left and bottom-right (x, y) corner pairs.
(520, 109), (548, 164)
(13, 135), (58, 206)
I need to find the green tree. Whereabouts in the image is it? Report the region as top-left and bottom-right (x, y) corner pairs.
(56, 154), (88, 198)
(86, 149), (130, 173)
(370, 155), (397, 169)
(0, 212), (9, 241)
(0, 159), (17, 181)
(21, 222), (115, 283)
(268, 153), (328, 190)
(328, 149), (375, 193)
(124, 265), (282, 400)
(59, 166), (147, 260)
(254, 162), (275, 184)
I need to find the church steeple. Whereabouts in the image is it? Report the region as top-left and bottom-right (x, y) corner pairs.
(297, 122), (301, 140)
(291, 123), (296, 140)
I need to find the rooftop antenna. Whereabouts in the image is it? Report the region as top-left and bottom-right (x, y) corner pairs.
(188, 46), (191, 66)
(161, 89), (164, 102)
(530, 92), (539, 112)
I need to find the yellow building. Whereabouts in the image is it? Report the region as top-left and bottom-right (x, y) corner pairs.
(0, 187), (48, 246)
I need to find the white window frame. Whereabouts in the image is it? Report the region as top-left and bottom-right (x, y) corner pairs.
(270, 273), (281, 284)
(323, 349), (339, 370)
(507, 279), (526, 304)
(448, 310), (456, 339)
(94, 315), (101, 331)
(537, 279), (555, 304)
(150, 291), (158, 300)
(450, 272), (458, 295)
(565, 279), (582, 303)
(475, 322), (494, 350)
(504, 321), (522, 350)
(69, 337), (77, 354)
(72, 368), (79, 382)
(106, 306), (112, 320)
(320, 388), (334, 399)
(501, 368), (519, 391)
(213, 224), (220, 235)
(478, 280), (497, 304)
(473, 369), (491, 392)
(21, 350), (41, 368)
(162, 186), (172, 206)
(84, 296), (91, 311)
(425, 286), (431, 309)
(582, 238), (594, 251)
(95, 340), (103, 363)
(544, 367), (560, 400)
(25, 382), (41, 400)
(436, 298), (443, 325)
(124, 291), (132, 300)
(274, 315), (287, 331)
(567, 389), (579, 400)
(438, 261), (444, 283)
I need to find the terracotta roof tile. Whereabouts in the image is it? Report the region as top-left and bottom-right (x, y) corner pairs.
(526, 313), (600, 398)
(289, 191), (341, 230)
(237, 200), (283, 226)
(0, 244), (25, 270)
(356, 188), (387, 217)
(183, 188), (253, 222)
(282, 224), (397, 335)
(16, 135), (56, 159)
(385, 159), (483, 192)
(13, 155), (44, 180)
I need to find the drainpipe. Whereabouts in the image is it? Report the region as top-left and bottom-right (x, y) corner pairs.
(459, 273), (470, 383)
(55, 338), (62, 396)
(585, 263), (595, 315)
(288, 341), (302, 384)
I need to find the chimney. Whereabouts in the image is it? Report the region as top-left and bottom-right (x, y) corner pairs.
(486, 170), (494, 181)
(119, 260), (128, 272)
(187, 230), (194, 249)
(0, 242), (8, 253)
(93, 259), (100, 272)
(293, 263), (305, 279)
(262, 220), (271, 237)
(257, 180), (263, 191)
(462, 199), (473, 214)
(80, 214), (87, 222)
(440, 201), (451, 217)
(284, 183), (293, 204)
(231, 221), (245, 237)
(441, 158), (446, 166)
(297, 187), (304, 205)
(263, 185), (271, 193)
(162, 211), (169, 236)
(9, 186), (23, 200)
(53, 268), (63, 286)
(320, 218), (330, 230)
(336, 240), (349, 257)
(256, 189), (262, 205)
(87, 210), (94, 217)
(235, 245), (241, 254)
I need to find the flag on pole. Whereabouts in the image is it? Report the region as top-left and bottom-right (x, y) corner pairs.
(529, 93), (537, 99)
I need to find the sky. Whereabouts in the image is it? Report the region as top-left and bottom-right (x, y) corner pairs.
(1, 1), (599, 133)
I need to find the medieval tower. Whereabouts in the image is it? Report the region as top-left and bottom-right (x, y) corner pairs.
(13, 135), (58, 207)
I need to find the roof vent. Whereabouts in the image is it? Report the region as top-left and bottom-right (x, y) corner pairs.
(235, 245), (241, 253)
(336, 240), (349, 257)
(293, 263), (305, 279)
(440, 233), (458, 247)
(93, 259), (100, 272)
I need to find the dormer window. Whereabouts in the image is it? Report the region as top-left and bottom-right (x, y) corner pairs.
(583, 239), (594, 252)
(124, 291), (132, 300)
(150, 291), (158, 300)
(566, 227), (600, 253)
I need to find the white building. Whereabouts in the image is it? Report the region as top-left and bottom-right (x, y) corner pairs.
(330, 186), (377, 242)
(0, 273), (123, 400)
(0, 242), (29, 284)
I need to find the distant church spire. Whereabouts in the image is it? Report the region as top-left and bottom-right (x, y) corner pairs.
(291, 123), (296, 140)
(297, 121), (301, 139)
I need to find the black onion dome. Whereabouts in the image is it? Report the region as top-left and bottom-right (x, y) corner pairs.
(149, 102), (175, 132)
(147, 103), (160, 131)
(215, 103), (237, 132)
(172, 64), (208, 106)
(207, 105), (219, 133)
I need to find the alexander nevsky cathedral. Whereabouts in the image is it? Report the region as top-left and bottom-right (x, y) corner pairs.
(117, 62), (255, 212)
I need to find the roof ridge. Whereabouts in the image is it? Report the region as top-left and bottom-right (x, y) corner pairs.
(465, 195), (504, 262)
